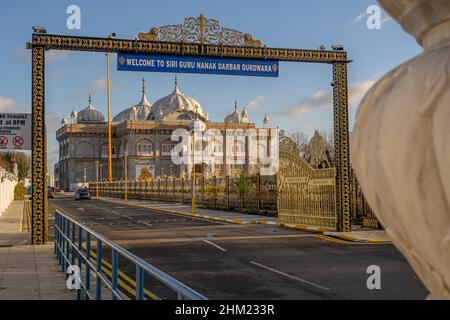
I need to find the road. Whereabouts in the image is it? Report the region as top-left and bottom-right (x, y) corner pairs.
(49, 195), (428, 300)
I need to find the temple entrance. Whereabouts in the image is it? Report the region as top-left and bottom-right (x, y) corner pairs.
(28, 14), (351, 244)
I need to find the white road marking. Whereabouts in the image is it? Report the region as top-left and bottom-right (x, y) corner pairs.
(203, 240), (227, 252)
(138, 220), (153, 227)
(77, 208), (85, 211)
(249, 261), (330, 291)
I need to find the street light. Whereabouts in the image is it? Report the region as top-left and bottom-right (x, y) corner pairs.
(95, 161), (99, 197)
(124, 151), (128, 203)
(189, 118), (206, 213)
(106, 32), (116, 182)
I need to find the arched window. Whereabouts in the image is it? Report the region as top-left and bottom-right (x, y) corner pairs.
(177, 113), (192, 120)
(76, 142), (94, 158)
(161, 140), (176, 156)
(101, 144), (108, 158)
(136, 140), (153, 156)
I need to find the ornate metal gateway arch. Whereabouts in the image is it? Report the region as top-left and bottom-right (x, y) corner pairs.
(28, 15), (351, 244)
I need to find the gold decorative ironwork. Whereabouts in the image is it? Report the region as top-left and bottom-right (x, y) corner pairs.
(333, 62), (351, 232)
(29, 28), (352, 241)
(31, 34), (347, 63)
(139, 14), (263, 47)
(278, 150), (336, 228)
(31, 45), (47, 245)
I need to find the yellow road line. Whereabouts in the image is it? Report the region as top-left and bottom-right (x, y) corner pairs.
(313, 235), (392, 245)
(84, 246), (161, 300)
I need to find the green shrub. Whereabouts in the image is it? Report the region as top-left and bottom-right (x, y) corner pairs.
(14, 183), (26, 200)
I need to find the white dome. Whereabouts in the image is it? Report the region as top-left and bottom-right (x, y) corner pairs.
(77, 95), (105, 123)
(113, 78), (152, 121)
(147, 76), (206, 121)
(224, 100), (241, 124)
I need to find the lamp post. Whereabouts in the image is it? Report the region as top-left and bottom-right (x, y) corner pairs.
(106, 32), (116, 182)
(190, 118), (206, 213)
(95, 161), (99, 197)
(124, 151), (128, 203)
(191, 130), (196, 213)
(99, 164), (103, 181)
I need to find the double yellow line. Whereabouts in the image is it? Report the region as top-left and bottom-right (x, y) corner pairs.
(82, 245), (161, 300)
(313, 235), (391, 245)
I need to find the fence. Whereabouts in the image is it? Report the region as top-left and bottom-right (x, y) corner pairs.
(0, 167), (17, 216)
(91, 174), (277, 216)
(55, 210), (207, 300)
(350, 168), (382, 229)
(90, 171), (381, 229)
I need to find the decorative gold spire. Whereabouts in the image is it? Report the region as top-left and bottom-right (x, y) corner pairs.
(140, 14), (264, 47)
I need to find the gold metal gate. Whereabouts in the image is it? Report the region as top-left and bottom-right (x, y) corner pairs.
(278, 150), (336, 228)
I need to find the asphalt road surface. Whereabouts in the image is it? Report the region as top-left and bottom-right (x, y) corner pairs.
(49, 195), (428, 300)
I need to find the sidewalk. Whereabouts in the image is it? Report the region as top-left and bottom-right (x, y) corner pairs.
(0, 201), (75, 300)
(98, 196), (278, 225)
(97, 197), (391, 243)
(324, 229), (392, 244)
(0, 201), (29, 247)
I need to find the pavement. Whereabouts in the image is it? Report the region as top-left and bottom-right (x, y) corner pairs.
(0, 200), (75, 300)
(50, 196), (427, 299)
(97, 196), (392, 243)
(0, 201), (29, 247)
(98, 196), (278, 226)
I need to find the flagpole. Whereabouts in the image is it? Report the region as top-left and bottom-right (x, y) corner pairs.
(106, 33), (115, 182)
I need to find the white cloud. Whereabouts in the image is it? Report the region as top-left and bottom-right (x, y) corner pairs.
(277, 77), (378, 117)
(88, 78), (121, 93)
(89, 78), (107, 92)
(11, 49), (70, 63)
(353, 11), (368, 24)
(46, 51), (70, 63)
(245, 96), (266, 111)
(0, 97), (18, 112)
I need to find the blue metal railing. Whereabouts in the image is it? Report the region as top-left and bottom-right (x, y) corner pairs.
(54, 210), (207, 300)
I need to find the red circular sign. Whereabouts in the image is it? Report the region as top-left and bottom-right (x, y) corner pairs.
(0, 136), (8, 147)
(13, 136), (24, 147)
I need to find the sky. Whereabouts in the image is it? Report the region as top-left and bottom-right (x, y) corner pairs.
(0, 0), (421, 174)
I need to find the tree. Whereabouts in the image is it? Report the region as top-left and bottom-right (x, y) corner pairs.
(281, 129), (335, 167)
(231, 172), (253, 210)
(289, 131), (309, 160)
(0, 152), (30, 180)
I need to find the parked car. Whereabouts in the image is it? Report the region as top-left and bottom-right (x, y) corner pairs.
(48, 187), (54, 198)
(75, 188), (91, 200)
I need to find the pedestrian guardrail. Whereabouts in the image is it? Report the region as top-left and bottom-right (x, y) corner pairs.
(54, 210), (207, 300)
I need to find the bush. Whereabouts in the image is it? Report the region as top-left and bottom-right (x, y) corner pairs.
(14, 183), (26, 200)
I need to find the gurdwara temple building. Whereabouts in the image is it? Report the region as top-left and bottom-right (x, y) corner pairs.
(55, 77), (272, 191)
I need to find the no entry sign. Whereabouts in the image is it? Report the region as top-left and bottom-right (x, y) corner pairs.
(0, 113), (31, 151)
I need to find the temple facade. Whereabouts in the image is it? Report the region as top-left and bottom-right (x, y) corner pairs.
(56, 77), (272, 191)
